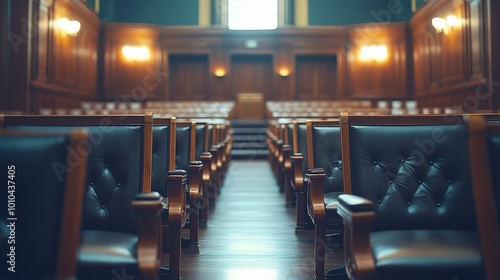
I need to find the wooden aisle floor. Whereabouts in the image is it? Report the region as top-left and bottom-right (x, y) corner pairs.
(168, 159), (344, 280)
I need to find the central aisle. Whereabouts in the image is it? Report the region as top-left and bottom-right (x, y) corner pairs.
(177, 160), (343, 280)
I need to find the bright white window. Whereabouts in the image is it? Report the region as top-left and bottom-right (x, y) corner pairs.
(227, 0), (279, 30)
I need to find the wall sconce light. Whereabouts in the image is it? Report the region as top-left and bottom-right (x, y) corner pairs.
(278, 68), (290, 77)
(360, 45), (388, 62)
(214, 68), (226, 77)
(122, 46), (150, 61)
(432, 15), (457, 34)
(58, 18), (81, 36)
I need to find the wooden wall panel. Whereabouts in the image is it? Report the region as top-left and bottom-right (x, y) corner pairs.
(30, 0), (100, 111)
(295, 55), (337, 100)
(169, 54), (209, 100)
(346, 23), (409, 99)
(230, 55), (273, 100)
(410, 0), (491, 110)
(103, 26), (164, 101)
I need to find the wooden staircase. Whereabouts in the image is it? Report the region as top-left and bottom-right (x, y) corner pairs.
(230, 119), (269, 160)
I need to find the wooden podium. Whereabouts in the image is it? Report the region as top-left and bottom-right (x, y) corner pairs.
(236, 93), (264, 119)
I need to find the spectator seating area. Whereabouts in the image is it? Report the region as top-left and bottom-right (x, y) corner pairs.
(1, 99), (500, 280)
(266, 101), (500, 280)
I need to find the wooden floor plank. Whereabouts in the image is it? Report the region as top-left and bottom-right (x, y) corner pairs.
(164, 160), (344, 280)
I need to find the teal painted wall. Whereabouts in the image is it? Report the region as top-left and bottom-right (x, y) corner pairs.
(98, 0), (416, 26)
(99, 0), (116, 22)
(308, 0), (413, 25)
(111, 0), (198, 25)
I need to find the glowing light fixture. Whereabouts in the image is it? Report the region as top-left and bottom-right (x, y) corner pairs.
(58, 18), (81, 36)
(214, 68), (226, 77)
(278, 68), (290, 77)
(432, 15), (457, 34)
(122, 46), (150, 61)
(360, 45), (388, 62)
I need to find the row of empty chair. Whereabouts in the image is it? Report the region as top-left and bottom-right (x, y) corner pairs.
(266, 100), (498, 119)
(0, 113), (233, 280)
(38, 101), (236, 120)
(267, 112), (500, 280)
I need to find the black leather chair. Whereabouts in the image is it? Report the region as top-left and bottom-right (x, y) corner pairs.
(192, 122), (213, 224)
(152, 116), (189, 279)
(328, 113), (485, 280)
(305, 119), (344, 280)
(290, 121), (313, 228)
(1, 114), (183, 280)
(176, 121), (203, 250)
(0, 130), (88, 280)
(467, 114), (500, 280)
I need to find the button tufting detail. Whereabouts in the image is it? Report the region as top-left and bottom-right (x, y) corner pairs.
(102, 205), (106, 209)
(437, 203), (441, 207)
(406, 202), (411, 206)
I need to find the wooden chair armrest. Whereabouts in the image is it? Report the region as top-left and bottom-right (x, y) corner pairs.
(337, 194), (376, 280)
(167, 170), (188, 228)
(282, 145), (292, 172)
(132, 192), (162, 280)
(291, 153), (304, 192)
(209, 146), (219, 174)
(276, 139), (284, 165)
(188, 161), (203, 203)
(305, 168), (326, 224)
(200, 152), (213, 186)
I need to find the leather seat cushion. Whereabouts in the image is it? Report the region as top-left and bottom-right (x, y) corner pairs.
(324, 191), (342, 218)
(371, 230), (484, 279)
(77, 230), (138, 280)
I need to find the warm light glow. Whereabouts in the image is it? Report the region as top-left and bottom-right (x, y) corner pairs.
(432, 17), (446, 33)
(278, 68), (290, 77)
(214, 68), (226, 77)
(122, 46), (150, 61)
(446, 15), (457, 27)
(432, 15), (457, 34)
(228, 0), (278, 30)
(58, 18), (80, 36)
(360, 45), (388, 61)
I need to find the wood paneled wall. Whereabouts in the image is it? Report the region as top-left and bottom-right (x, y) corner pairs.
(346, 23), (410, 99)
(102, 23), (411, 102)
(5, 0), (498, 112)
(411, 0), (492, 110)
(30, 0), (100, 110)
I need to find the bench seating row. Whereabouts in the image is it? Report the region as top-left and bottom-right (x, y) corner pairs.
(268, 112), (500, 280)
(0, 113), (233, 280)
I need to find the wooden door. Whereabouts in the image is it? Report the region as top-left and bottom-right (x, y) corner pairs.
(169, 54), (209, 100)
(296, 55), (337, 100)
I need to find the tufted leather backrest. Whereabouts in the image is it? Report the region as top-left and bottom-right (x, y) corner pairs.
(0, 130), (87, 279)
(293, 121), (308, 173)
(2, 114), (153, 234)
(176, 122), (194, 170)
(152, 117), (176, 197)
(307, 120), (343, 193)
(195, 122), (209, 160)
(340, 114), (476, 232)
